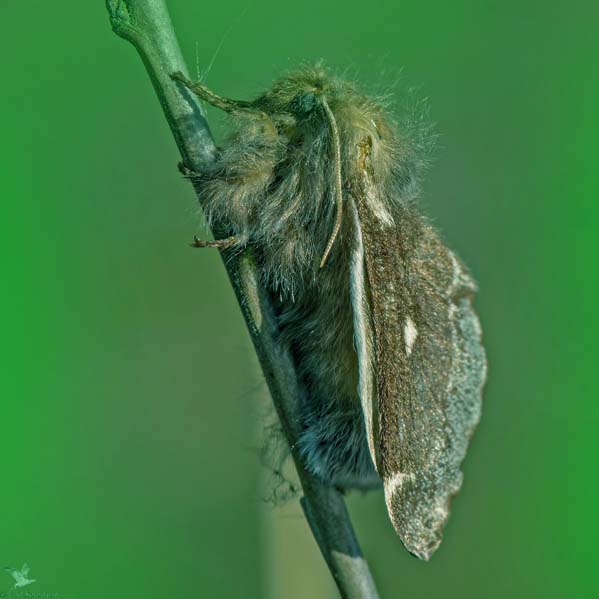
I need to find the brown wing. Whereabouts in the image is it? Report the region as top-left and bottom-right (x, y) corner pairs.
(349, 187), (486, 560)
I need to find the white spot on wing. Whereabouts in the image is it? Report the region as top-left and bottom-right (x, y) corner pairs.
(448, 250), (461, 295)
(384, 472), (416, 521)
(385, 472), (412, 498)
(404, 317), (418, 355)
(365, 186), (394, 227)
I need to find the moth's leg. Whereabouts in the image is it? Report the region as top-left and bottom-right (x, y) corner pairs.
(178, 161), (201, 178)
(190, 235), (242, 250)
(178, 160), (241, 249)
(171, 71), (256, 114)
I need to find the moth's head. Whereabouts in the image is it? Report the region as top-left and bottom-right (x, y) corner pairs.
(253, 65), (392, 145)
(255, 66), (334, 117)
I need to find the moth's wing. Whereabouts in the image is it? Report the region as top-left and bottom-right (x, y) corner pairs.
(349, 195), (486, 560)
(348, 199), (379, 467)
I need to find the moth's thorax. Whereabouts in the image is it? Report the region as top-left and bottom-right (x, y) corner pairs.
(197, 66), (425, 298)
(249, 76), (402, 288)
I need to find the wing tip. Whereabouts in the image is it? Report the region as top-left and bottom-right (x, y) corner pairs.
(408, 541), (441, 562)
(384, 472), (455, 561)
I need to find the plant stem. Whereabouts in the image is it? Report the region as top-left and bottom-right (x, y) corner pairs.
(105, 1), (380, 597)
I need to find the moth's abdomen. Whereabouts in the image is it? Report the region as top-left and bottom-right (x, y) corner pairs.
(274, 240), (380, 490)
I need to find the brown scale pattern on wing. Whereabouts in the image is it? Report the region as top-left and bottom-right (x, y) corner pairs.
(351, 175), (485, 559)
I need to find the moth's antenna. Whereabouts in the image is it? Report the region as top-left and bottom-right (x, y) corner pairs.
(195, 41), (201, 79)
(201, 7), (248, 84)
(319, 95), (343, 268)
(171, 72), (255, 114)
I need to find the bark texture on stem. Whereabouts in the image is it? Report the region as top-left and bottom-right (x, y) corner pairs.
(105, 2), (380, 597)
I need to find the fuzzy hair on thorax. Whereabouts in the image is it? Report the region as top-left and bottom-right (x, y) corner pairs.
(194, 65), (429, 299)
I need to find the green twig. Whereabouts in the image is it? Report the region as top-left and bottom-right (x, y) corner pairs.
(105, 1), (379, 597)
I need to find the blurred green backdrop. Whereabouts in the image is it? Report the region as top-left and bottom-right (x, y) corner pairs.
(2, 1), (598, 597)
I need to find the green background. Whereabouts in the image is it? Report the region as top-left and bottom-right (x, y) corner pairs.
(2, 1), (598, 597)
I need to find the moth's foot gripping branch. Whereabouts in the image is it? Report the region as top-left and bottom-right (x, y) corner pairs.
(190, 235), (240, 250)
(178, 161), (201, 178)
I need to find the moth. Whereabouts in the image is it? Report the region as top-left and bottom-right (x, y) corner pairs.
(173, 65), (487, 560)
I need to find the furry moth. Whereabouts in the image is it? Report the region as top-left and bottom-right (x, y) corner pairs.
(173, 65), (487, 560)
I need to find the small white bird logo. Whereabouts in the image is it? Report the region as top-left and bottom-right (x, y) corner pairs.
(4, 564), (36, 588)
